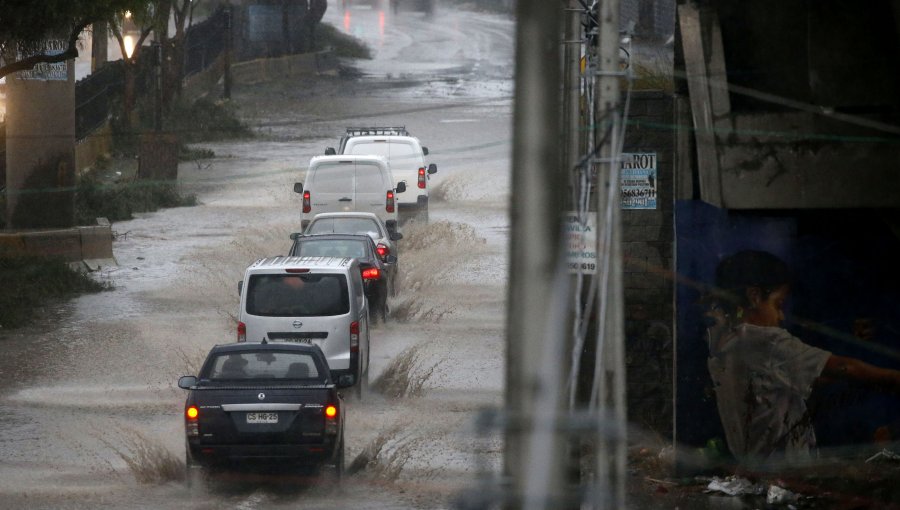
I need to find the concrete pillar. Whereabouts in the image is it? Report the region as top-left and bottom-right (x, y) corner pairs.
(5, 46), (76, 230)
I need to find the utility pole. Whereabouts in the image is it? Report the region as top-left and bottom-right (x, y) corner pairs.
(588, 0), (626, 506)
(224, 5), (233, 100)
(504, 0), (564, 507)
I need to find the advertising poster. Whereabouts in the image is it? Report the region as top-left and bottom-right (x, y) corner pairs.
(17, 40), (68, 81)
(621, 152), (657, 210)
(563, 212), (597, 274)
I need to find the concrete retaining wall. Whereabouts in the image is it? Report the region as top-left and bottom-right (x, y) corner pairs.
(231, 50), (337, 85)
(75, 122), (113, 173)
(0, 225), (116, 270)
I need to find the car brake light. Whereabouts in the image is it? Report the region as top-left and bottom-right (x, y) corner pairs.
(325, 405), (337, 419)
(376, 243), (389, 258)
(362, 267), (381, 280)
(303, 190), (311, 213)
(350, 321), (359, 352)
(237, 321), (246, 342)
(285, 268), (309, 273)
(186, 406), (199, 420)
(386, 190), (395, 213)
(418, 167), (426, 189)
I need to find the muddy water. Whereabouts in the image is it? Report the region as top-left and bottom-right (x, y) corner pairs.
(0, 5), (513, 509)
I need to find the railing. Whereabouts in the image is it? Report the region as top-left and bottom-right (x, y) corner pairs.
(184, 8), (227, 78)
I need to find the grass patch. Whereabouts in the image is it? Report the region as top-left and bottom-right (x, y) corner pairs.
(0, 256), (107, 329)
(179, 145), (216, 161)
(318, 23), (372, 59)
(75, 170), (197, 225)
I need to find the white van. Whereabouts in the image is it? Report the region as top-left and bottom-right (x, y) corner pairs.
(237, 256), (370, 394)
(331, 128), (437, 223)
(294, 155), (406, 232)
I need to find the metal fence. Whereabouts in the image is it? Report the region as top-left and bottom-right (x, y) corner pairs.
(184, 8), (227, 78)
(75, 61), (124, 140)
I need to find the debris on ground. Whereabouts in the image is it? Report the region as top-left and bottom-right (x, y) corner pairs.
(767, 484), (800, 505)
(865, 449), (900, 463)
(705, 475), (765, 496)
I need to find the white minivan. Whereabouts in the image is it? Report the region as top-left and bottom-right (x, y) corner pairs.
(237, 256), (370, 394)
(294, 155), (406, 232)
(329, 128), (437, 223)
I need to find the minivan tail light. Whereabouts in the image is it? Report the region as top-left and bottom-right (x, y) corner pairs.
(237, 321), (246, 342)
(350, 321), (359, 352)
(302, 190), (311, 213)
(417, 167), (426, 189)
(386, 191), (395, 213)
(362, 267), (381, 280)
(376, 243), (389, 258)
(186, 406), (199, 420)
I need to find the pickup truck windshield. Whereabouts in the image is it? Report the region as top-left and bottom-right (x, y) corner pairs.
(204, 351), (323, 381)
(246, 274), (349, 316)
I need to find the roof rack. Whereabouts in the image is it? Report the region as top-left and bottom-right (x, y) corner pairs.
(345, 126), (409, 137)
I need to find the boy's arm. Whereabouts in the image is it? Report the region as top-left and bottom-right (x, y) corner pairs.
(822, 355), (900, 392)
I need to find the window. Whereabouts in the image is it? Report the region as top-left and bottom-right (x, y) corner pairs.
(311, 162), (354, 193)
(246, 273), (349, 317)
(356, 164), (387, 190)
(205, 351), (322, 381)
(293, 239), (368, 259)
(307, 218), (383, 238)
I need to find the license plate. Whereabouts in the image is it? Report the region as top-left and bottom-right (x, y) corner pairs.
(246, 412), (278, 424)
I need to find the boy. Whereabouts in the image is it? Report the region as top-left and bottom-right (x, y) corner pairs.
(705, 250), (900, 464)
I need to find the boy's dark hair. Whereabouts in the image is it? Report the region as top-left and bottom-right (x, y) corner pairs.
(712, 250), (791, 312)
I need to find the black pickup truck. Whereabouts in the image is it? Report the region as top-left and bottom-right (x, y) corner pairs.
(178, 342), (353, 483)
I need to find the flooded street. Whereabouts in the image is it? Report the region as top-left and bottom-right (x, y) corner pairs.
(0, 4), (513, 508)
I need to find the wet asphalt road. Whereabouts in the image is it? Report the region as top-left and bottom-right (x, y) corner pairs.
(0, 3), (514, 509)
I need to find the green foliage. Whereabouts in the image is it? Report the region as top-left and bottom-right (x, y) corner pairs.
(166, 97), (251, 143)
(0, 256), (107, 329)
(317, 23), (372, 60)
(75, 170), (196, 224)
(631, 60), (674, 92)
(0, 0), (153, 65)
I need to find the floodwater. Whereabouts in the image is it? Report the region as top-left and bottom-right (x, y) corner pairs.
(0, 4), (513, 509)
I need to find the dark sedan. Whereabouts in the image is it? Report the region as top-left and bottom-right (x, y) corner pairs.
(288, 233), (396, 323)
(178, 342), (352, 483)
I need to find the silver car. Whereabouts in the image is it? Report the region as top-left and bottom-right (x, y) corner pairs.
(304, 212), (402, 294)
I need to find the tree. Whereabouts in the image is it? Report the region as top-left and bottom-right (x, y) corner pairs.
(108, 4), (156, 128)
(0, 0), (153, 80)
(165, 0), (200, 106)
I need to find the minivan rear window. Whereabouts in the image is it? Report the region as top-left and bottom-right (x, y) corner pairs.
(246, 274), (349, 317)
(311, 162), (354, 193)
(356, 164), (386, 189)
